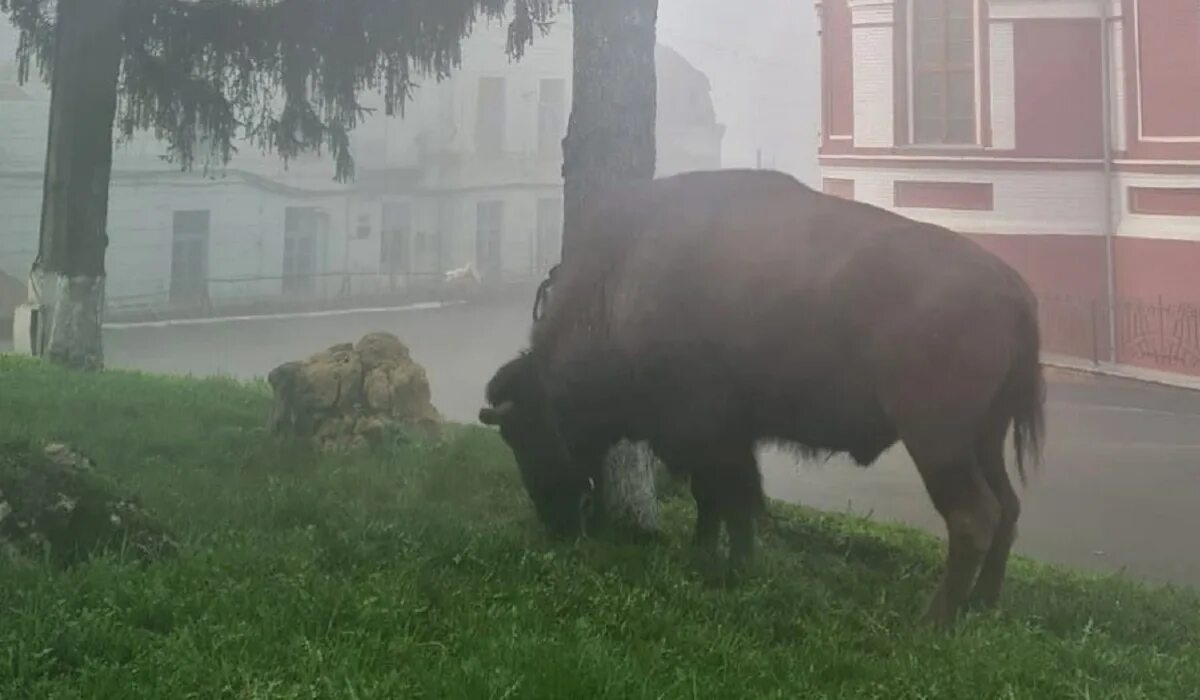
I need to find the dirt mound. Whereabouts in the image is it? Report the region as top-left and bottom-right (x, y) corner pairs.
(0, 441), (177, 566)
(268, 332), (442, 451)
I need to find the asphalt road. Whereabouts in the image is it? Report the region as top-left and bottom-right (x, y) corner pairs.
(100, 298), (1200, 588)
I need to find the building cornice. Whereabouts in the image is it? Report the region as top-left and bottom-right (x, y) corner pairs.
(846, 0), (895, 26)
(988, 0), (1122, 21)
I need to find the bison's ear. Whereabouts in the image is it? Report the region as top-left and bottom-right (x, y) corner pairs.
(479, 401), (515, 426)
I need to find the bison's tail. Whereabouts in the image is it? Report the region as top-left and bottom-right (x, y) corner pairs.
(1008, 298), (1046, 486)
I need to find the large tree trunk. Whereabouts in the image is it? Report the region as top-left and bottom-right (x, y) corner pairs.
(562, 0), (659, 258)
(35, 0), (125, 371)
(563, 0), (661, 535)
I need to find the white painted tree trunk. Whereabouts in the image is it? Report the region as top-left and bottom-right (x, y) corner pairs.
(602, 441), (661, 535)
(46, 275), (105, 371)
(32, 0), (123, 372)
(564, 0), (662, 536)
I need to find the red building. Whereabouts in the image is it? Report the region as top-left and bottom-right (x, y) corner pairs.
(816, 0), (1200, 377)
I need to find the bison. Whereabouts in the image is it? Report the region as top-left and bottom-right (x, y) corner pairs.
(480, 169), (1044, 625)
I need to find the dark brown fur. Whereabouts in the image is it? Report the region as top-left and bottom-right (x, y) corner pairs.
(482, 169), (1045, 625)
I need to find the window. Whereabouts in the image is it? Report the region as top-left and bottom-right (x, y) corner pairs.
(381, 202), (411, 276)
(355, 214), (372, 240)
(475, 201), (504, 282)
(476, 77), (507, 156)
(283, 207), (322, 296)
(911, 0), (976, 144)
(820, 0), (854, 140)
(170, 210), (210, 306)
(538, 78), (567, 158)
(1135, 0), (1200, 139)
(536, 197), (562, 273)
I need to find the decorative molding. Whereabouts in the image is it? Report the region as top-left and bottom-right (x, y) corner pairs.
(847, 0), (895, 26)
(1128, 187), (1200, 216)
(823, 177), (856, 200)
(988, 0), (1121, 21)
(895, 180), (995, 210)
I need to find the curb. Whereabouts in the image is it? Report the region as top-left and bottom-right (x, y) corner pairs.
(1042, 354), (1200, 393)
(102, 300), (467, 330)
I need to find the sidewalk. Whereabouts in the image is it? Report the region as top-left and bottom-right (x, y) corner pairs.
(103, 300), (464, 330)
(1043, 353), (1200, 393)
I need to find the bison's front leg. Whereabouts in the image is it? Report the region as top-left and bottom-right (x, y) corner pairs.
(722, 447), (762, 576)
(690, 442), (763, 583)
(653, 442), (721, 555)
(689, 472), (721, 554)
(726, 506), (757, 571)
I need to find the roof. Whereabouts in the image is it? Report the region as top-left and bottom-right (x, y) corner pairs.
(656, 43), (719, 128)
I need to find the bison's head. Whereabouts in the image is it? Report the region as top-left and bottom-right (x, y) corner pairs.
(479, 353), (599, 536)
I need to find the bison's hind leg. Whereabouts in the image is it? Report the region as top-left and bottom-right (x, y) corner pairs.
(907, 438), (1001, 627)
(689, 469), (722, 554)
(968, 423), (1022, 610)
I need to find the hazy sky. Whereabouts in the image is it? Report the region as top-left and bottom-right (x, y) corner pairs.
(1, 3), (821, 182)
(658, 0), (820, 183)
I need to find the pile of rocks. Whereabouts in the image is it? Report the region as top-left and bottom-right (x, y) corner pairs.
(267, 332), (442, 451)
(0, 441), (177, 566)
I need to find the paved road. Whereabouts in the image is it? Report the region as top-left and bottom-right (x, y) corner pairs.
(102, 299), (1200, 588)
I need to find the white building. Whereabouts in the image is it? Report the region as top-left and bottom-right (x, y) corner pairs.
(0, 12), (723, 323)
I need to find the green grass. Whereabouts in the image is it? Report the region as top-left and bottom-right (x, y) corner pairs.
(0, 354), (1197, 699)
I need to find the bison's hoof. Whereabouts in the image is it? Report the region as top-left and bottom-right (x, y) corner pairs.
(690, 549), (725, 587)
(921, 596), (960, 629)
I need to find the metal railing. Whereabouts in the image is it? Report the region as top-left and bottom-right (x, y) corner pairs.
(1039, 294), (1200, 373)
(101, 268), (548, 324)
(93, 277), (1200, 376)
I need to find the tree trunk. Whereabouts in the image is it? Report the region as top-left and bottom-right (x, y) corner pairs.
(563, 0), (661, 535)
(35, 0), (125, 371)
(562, 0), (659, 258)
(600, 439), (661, 537)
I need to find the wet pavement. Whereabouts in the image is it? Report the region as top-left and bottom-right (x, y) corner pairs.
(101, 298), (1200, 587)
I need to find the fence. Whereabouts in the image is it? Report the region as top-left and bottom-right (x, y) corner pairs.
(1039, 294), (1200, 375)
(85, 274), (1200, 377)
(101, 268), (545, 324)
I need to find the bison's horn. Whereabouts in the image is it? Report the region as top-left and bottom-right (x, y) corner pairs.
(479, 401), (515, 425)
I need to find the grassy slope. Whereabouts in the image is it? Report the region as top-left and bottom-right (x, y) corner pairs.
(0, 355), (1197, 699)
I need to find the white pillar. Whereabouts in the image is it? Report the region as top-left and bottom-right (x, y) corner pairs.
(848, 0), (896, 148)
(1108, 3), (1126, 153)
(989, 21), (1017, 150)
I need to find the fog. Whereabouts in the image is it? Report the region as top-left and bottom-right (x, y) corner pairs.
(3, 2), (1200, 593)
(658, 0), (820, 181)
